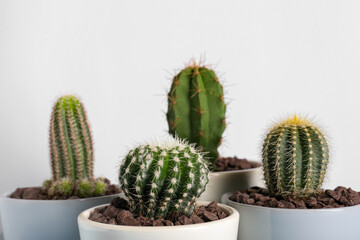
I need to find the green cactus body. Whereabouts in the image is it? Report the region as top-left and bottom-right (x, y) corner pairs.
(47, 95), (106, 198)
(77, 179), (94, 198)
(166, 63), (226, 169)
(53, 178), (74, 197)
(119, 138), (209, 218)
(262, 115), (329, 197)
(93, 179), (107, 196)
(49, 95), (94, 181)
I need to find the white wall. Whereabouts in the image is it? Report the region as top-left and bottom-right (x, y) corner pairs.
(0, 0), (360, 194)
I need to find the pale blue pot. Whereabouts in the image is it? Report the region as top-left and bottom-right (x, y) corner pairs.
(222, 192), (360, 240)
(0, 190), (121, 240)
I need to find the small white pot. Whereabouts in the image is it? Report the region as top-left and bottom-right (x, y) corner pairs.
(222, 192), (360, 240)
(0, 190), (121, 240)
(78, 201), (240, 240)
(199, 163), (264, 202)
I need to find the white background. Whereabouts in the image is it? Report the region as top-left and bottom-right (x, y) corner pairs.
(0, 0), (360, 194)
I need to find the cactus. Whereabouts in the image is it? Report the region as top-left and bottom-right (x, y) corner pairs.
(166, 62), (226, 169)
(119, 137), (209, 218)
(93, 179), (108, 196)
(77, 179), (94, 198)
(262, 115), (329, 197)
(49, 95), (94, 181)
(47, 95), (106, 198)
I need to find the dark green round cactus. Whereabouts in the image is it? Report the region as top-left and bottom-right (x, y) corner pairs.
(119, 137), (209, 218)
(262, 115), (329, 197)
(47, 95), (106, 198)
(166, 62), (226, 170)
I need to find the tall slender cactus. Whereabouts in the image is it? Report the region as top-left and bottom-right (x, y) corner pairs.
(49, 95), (94, 181)
(47, 95), (106, 198)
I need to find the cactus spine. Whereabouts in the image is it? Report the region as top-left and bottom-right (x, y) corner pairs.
(119, 137), (209, 218)
(262, 115), (329, 197)
(166, 62), (226, 169)
(48, 95), (106, 197)
(49, 95), (94, 181)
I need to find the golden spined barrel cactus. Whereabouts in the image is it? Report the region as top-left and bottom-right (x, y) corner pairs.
(262, 115), (329, 197)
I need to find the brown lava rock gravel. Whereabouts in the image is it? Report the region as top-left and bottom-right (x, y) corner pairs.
(230, 186), (360, 209)
(10, 180), (120, 200)
(215, 157), (260, 172)
(89, 197), (229, 226)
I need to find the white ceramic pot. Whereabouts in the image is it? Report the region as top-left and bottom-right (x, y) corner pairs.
(222, 192), (360, 240)
(0, 190), (121, 240)
(199, 163), (264, 202)
(78, 201), (240, 240)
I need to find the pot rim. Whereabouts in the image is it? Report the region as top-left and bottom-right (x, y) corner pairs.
(1, 188), (122, 203)
(211, 160), (262, 175)
(78, 201), (239, 231)
(222, 192), (360, 212)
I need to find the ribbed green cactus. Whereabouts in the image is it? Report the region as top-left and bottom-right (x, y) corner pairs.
(50, 95), (94, 180)
(47, 95), (106, 197)
(119, 137), (209, 218)
(262, 115), (329, 197)
(166, 62), (226, 169)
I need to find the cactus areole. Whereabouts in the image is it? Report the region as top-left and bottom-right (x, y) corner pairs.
(166, 63), (226, 170)
(262, 115), (330, 197)
(119, 138), (210, 218)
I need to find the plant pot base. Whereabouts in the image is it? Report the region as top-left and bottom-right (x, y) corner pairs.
(199, 162), (264, 202)
(78, 201), (240, 240)
(222, 192), (360, 240)
(0, 190), (121, 240)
